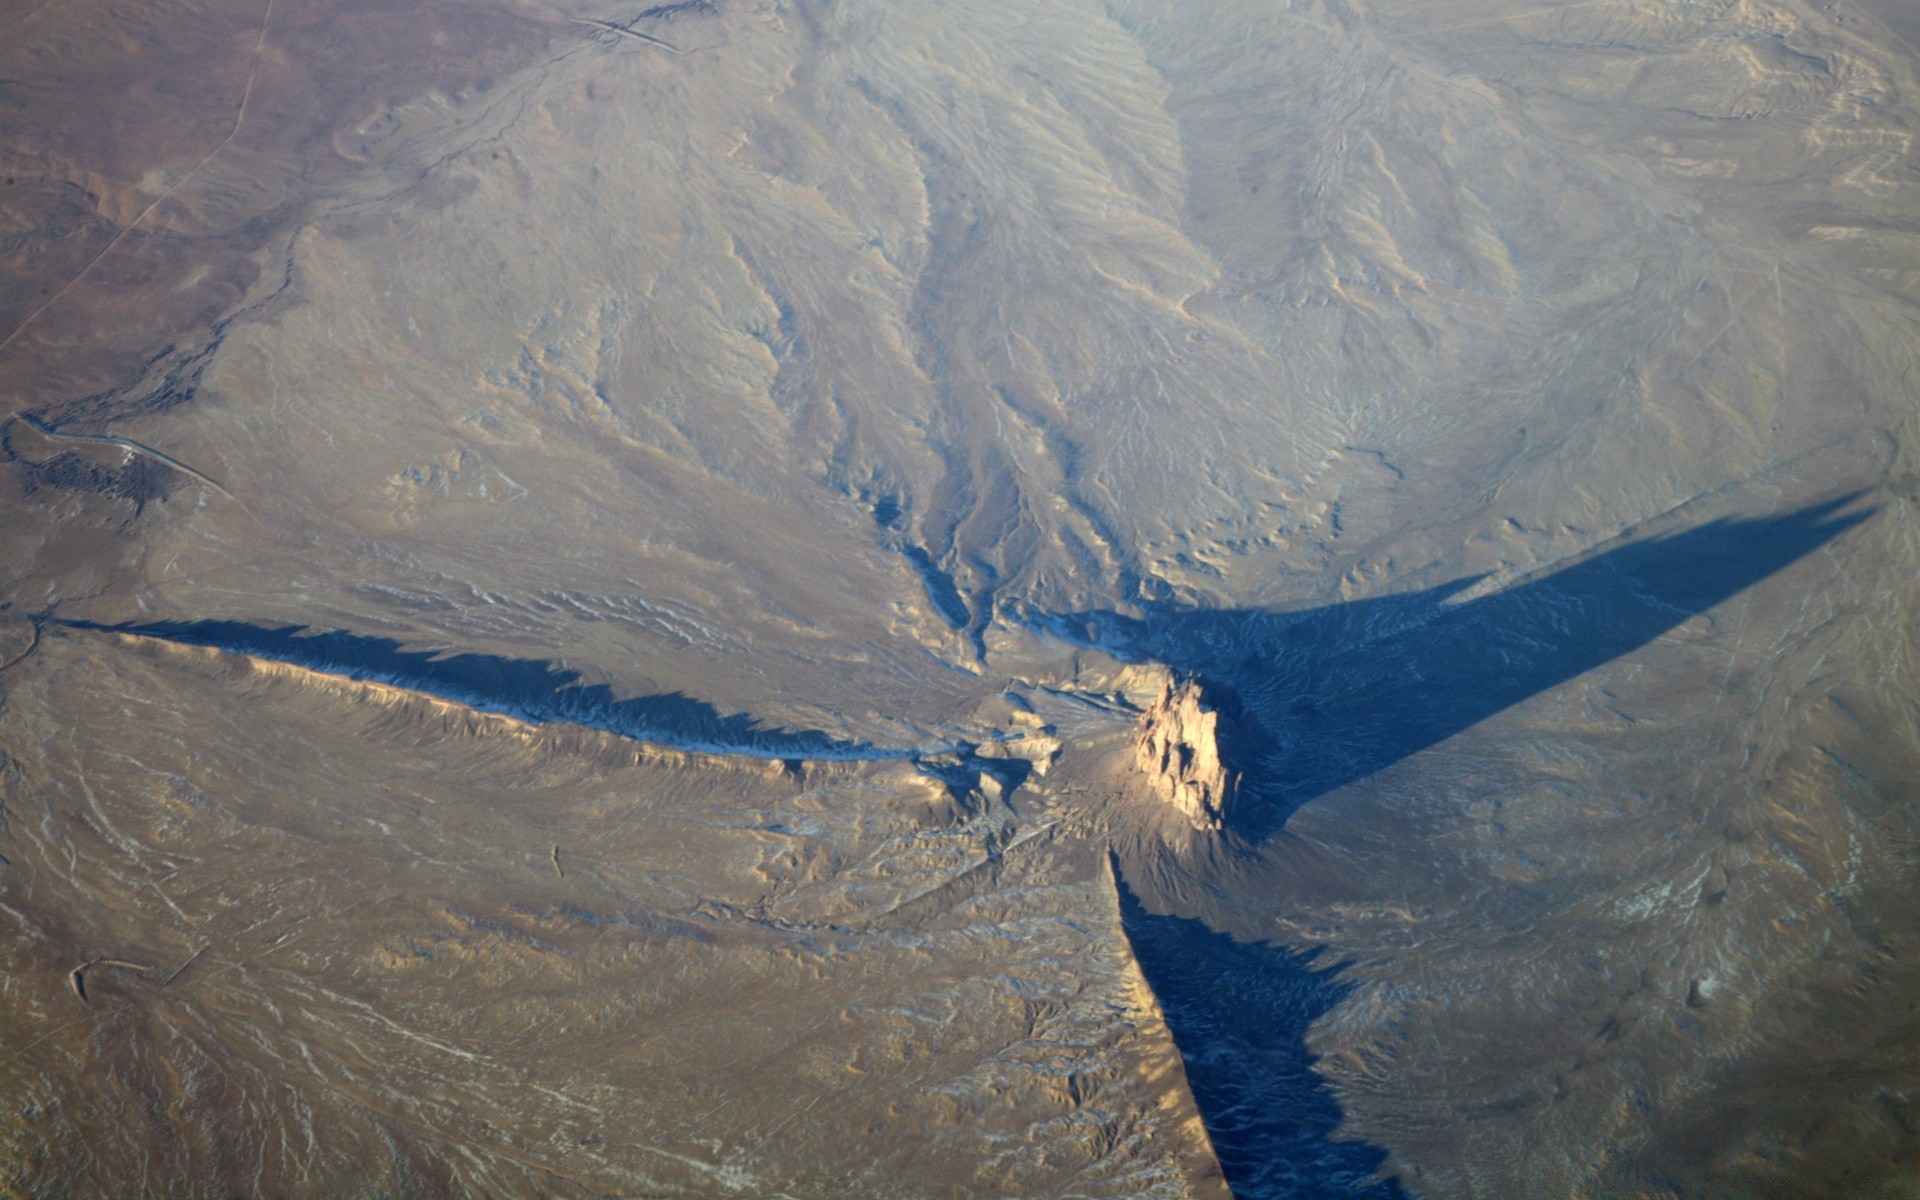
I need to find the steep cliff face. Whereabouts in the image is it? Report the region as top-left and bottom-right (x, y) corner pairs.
(1134, 678), (1239, 831)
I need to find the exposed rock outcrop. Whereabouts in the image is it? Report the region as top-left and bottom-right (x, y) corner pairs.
(1133, 677), (1239, 831)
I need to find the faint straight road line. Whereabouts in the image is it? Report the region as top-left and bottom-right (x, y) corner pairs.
(1844, 0), (1920, 66)
(0, 0), (278, 357)
(5, 0), (61, 31)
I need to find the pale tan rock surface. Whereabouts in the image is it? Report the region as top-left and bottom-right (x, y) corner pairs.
(1134, 678), (1239, 831)
(0, 628), (1231, 1198)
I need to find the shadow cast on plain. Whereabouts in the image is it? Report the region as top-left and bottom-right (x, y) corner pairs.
(1101, 497), (1868, 1200)
(59, 618), (889, 761)
(1117, 870), (1408, 1199)
(1044, 496), (1872, 841)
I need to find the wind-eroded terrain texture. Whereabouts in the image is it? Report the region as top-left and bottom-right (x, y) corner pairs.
(3, 0), (1919, 1195)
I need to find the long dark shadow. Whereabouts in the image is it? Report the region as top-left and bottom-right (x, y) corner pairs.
(59, 618), (899, 761)
(1045, 496), (1873, 839)
(1117, 870), (1407, 1199)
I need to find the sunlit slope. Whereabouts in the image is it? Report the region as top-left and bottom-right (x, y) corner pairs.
(14, 0), (1914, 736)
(0, 628), (1226, 1198)
(19, 0), (1351, 731)
(1108, 0), (1919, 599)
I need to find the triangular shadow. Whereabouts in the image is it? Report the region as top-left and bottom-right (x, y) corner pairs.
(1043, 496), (1873, 839)
(1116, 868), (1408, 1198)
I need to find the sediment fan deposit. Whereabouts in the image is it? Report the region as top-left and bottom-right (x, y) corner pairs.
(1134, 676), (1239, 831)
(3, 0), (1920, 1195)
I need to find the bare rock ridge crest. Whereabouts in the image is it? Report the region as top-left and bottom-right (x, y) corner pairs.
(1134, 676), (1239, 832)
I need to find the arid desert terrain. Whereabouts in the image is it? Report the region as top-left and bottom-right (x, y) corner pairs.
(4, 0), (1920, 1195)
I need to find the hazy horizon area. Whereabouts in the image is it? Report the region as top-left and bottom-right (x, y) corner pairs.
(4, 0), (1919, 1195)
